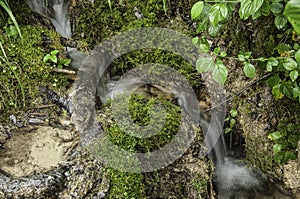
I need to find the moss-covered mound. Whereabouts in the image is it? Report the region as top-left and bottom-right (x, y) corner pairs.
(0, 25), (68, 117)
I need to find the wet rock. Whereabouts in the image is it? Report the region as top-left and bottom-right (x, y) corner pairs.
(144, 152), (214, 199)
(0, 126), (109, 198)
(238, 85), (281, 178)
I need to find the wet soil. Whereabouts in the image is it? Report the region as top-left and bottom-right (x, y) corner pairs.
(0, 126), (77, 177)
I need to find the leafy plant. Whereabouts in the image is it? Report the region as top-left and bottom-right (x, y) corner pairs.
(284, 0), (300, 34)
(191, 0), (300, 166)
(265, 45), (300, 101)
(268, 122), (300, 163)
(224, 108), (238, 134)
(0, 0), (22, 39)
(43, 50), (71, 69)
(43, 50), (71, 87)
(194, 36), (228, 84)
(192, 0), (300, 89)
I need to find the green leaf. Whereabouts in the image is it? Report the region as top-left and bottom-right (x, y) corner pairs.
(209, 4), (228, 26)
(252, 9), (262, 19)
(282, 151), (297, 163)
(192, 37), (199, 44)
(199, 43), (209, 53)
(274, 151), (284, 163)
(50, 55), (58, 63)
(43, 54), (51, 63)
(224, 127), (232, 134)
(268, 131), (283, 140)
(212, 62), (228, 85)
(230, 108), (238, 117)
(272, 84), (284, 99)
(239, 0), (264, 20)
(266, 63), (273, 72)
(196, 4), (212, 33)
(58, 59), (71, 67)
(284, 0), (300, 34)
(277, 43), (292, 53)
(238, 54), (245, 61)
(229, 118), (236, 128)
(283, 58), (297, 71)
(220, 4), (229, 18)
(290, 70), (298, 82)
(273, 143), (282, 154)
(293, 86), (299, 98)
(266, 57), (278, 72)
(274, 15), (287, 29)
(6, 25), (18, 38)
(214, 47), (221, 55)
(267, 75), (281, 88)
(196, 57), (215, 72)
(191, 1), (204, 20)
(270, 2), (284, 14)
(220, 51), (227, 57)
(208, 24), (220, 36)
(243, 62), (256, 78)
(281, 81), (293, 98)
(244, 52), (252, 59)
(288, 135), (300, 148)
(268, 57), (279, 66)
(295, 49), (300, 63)
(258, 57), (268, 62)
(261, 0), (270, 16)
(51, 50), (59, 55)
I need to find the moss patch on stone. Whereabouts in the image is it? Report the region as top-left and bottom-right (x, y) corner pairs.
(0, 25), (68, 118)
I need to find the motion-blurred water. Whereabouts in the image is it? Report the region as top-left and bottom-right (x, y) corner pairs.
(27, 0), (71, 38)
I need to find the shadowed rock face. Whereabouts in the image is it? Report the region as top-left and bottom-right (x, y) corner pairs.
(27, 0), (72, 38)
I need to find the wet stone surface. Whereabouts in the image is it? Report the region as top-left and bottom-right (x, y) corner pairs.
(0, 125), (109, 198)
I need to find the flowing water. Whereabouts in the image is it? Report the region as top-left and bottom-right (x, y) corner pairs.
(23, 0), (296, 199)
(200, 110), (295, 199)
(27, 0), (72, 38)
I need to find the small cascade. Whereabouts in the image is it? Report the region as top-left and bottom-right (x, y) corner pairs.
(27, 0), (72, 38)
(200, 111), (272, 198)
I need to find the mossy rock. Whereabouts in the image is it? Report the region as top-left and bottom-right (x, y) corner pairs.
(0, 25), (68, 118)
(237, 84), (299, 185)
(92, 93), (212, 198)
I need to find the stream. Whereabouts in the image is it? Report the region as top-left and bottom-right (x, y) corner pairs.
(0, 0), (299, 198)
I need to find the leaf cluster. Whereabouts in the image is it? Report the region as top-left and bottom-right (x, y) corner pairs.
(268, 119), (300, 163)
(0, 0), (22, 39)
(191, 0), (300, 166)
(191, 0), (300, 36)
(266, 45), (300, 101)
(43, 49), (71, 69)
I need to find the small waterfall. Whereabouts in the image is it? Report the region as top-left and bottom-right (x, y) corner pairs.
(200, 112), (227, 165)
(201, 111), (270, 198)
(27, 0), (72, 38)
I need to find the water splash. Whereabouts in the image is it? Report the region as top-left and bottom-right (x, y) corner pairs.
(27, 0), (72, 38)
(214, 157), (270, 199)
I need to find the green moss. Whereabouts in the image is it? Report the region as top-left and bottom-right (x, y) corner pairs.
(107, 168), (146, 199)
(103, 94), (181, 153)
(73, 0), (165, 47)
(0, 25), (68, 117)
(109, 49), (200, 88)
(94, 93), (182, 198)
